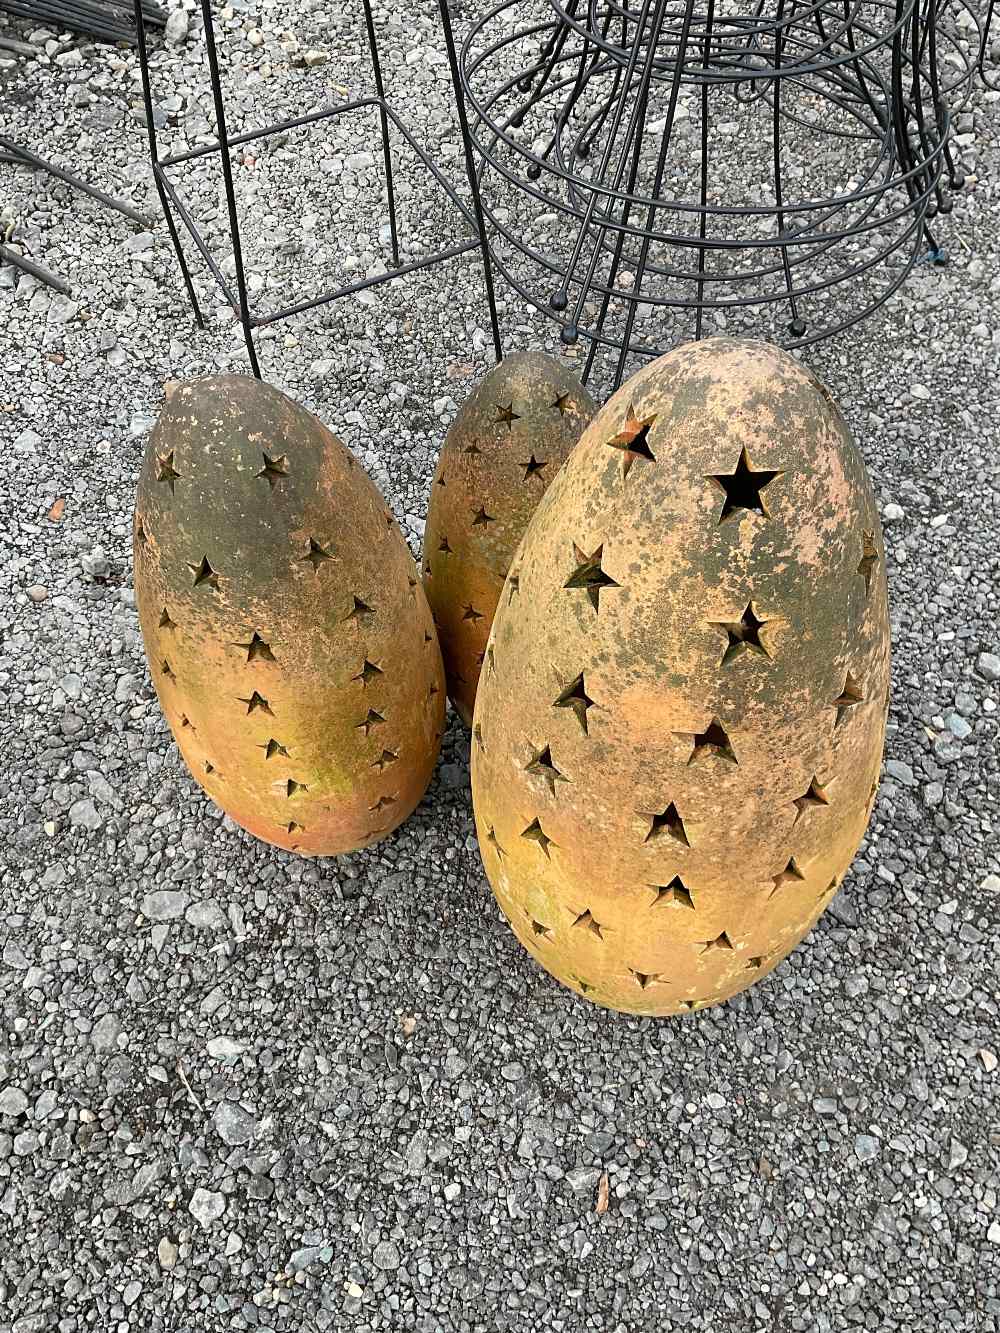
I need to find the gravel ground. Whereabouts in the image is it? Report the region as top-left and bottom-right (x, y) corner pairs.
(2, 3), (1000, 1331)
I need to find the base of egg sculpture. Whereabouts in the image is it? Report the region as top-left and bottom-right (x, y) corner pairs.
(134, 376), (445, 857)
(471, 338), (889, 1015)
(423, 352), (596, 727)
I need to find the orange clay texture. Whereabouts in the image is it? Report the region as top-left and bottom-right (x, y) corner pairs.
(471, 338), (890, 1016)
(133, 375), (445, 856)
(422, 352), (596, 726)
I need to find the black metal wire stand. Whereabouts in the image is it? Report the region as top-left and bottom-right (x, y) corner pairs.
(0, 0), (164, 44)
(134, 0), (503, 378)
(457, 0), (992, 387)
(0, 135), (149, 292)
(978, 0), (998, 88)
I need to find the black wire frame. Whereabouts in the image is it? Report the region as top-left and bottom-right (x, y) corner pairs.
(0, 134), (149, 293)
(132, 0), (504, 378)
(454, 0), (987, 388)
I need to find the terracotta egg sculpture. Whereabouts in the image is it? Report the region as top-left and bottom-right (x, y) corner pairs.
(133, 375), (445, 856)
(471, 338), (889, 1015)
(423, 351), (596, 726)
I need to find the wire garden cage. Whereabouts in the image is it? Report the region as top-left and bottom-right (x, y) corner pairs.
(458, 0), (993, 386)
(133, 0), (502, 378)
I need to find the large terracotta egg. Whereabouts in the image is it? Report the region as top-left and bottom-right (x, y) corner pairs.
(471, 338), (889, 1015)
(133, 375), (444, 856)
(423, 352), (596, 726)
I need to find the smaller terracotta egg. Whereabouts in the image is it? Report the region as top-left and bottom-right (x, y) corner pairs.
(422, 352), (596, 727)
(133, 375), (444, 857)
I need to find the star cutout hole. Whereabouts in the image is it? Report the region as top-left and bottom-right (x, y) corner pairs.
(256, 453), (289, 490)
(564, 543), (620, 613)
(188, 556), (219, 589)
(709, 602), (770, 667)
(525, 743), (567, 795)
(651, 876), (694, 909)
(832, 672), (864, 727)
(708, 446), (781, 522)
(234, 631), (275, 663)
(792, 776), (828, 821)
(642, 802), (689, 846)
(606, 405), (657, 477)
(521, 817), (555, 858)
(554, 673), (596, 735)
(572, 909), (604, 940)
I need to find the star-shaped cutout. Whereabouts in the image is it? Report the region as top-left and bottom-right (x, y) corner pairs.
(554, 673), (595, 734)
(818, 876), (839, 902)
(629, 969), (663, 990)
(708, 446), (781, 522)
(521, 817), (555, 858)
(857, 531), (879, 595)
(520, 454), (548, 481)
(572, 909), (604, 940)
(284, 820), (305, 835)
(369, 794), (397, 813)
(462, 604), (484, 622)
(473, 724), (485, 753)
(699, 931), (734, 954)
(345, 595), (373, 622)
(234, 631), (275, 663)
(204, 761), (218, 775)
(495, 402), (520, 430)
(831, 672), (863, 727)
(525, 743), (567, 795)
(529, 916), (553, 940)
(285, 778), (308, 798)
(156, 450), (181, 492)
(642, 802), (689, 846)
(136, 520), (148, 547)
(161, 659), (176, 680)
(179, 714), (195, 731)
(564, 543), (620, 612)
(352, 659), (383, 686)
(651, 876), (694, 909)
(372, 748), (398, 771)
(439, 536), (453, 555)
(256, 452), (288, 489)
(355, 709), (385, 735)
(301, 538), (332, 572)
(258, 738), (289, 760)
(606, 406), (657, 477)
(551, 392), (570, 415)
(680, 717), (737, 764)
(770, 857), (805, 897)
(238, 691), (272, 715)
(464, 441), (482, 456)
(188, 555), (219, 588)
(792, 776), (828, 821)
(709, 602), (770, 667)
(506, 573), (520, 603)
(471, 507), (495, 527)
(158, 607), (177, 631)
(485, 825), (505, 860)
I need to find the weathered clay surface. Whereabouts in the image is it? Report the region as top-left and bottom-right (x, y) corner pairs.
(134, 375), (445, 856)
(423, 352), (596, 726)
(471, 338), (890, 1015)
